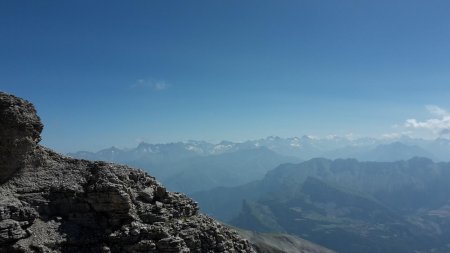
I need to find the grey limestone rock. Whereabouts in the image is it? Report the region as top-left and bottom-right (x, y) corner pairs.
(0, 92), (43, 183)
(0, 91), (255, 253)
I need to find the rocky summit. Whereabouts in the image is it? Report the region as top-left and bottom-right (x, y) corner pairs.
(0, 92), (255, 253)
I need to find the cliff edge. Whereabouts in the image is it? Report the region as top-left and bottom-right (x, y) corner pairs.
(0, 92), (255, 253)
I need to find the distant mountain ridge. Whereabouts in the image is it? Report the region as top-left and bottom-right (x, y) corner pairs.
(69, 136), (450, 196)
(70, 135), (450, 162)
(162, 147), (300, 194)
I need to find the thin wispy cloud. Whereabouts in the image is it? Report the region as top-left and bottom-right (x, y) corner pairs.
(131, 78), (169, 91)
(425, 105), (448, 117)
(405, 105), (450, 136)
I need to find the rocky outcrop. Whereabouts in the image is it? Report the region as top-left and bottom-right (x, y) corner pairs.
(0, 93), (43, 183)
(0, 92), (255, 253)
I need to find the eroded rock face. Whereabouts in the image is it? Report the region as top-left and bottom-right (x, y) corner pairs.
(0, 92), (255, 253)
(0, 93), (43, 183)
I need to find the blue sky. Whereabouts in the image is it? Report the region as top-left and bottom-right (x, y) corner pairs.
(2, 0), (450, 152)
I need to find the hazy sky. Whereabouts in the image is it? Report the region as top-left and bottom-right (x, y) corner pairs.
(2, 1), (450, 152)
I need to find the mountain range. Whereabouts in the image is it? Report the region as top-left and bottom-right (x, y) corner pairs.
(194, 157), (450, 253)
(70, 135), (450, 164)
(70, 136), (450, 194)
